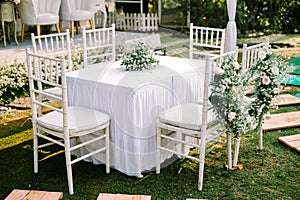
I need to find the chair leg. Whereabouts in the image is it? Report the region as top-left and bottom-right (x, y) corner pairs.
(55, 23), (62, 40)
(21, 23), (25, 42)
(233, 137), (240, 167)
(2, 21), (6, 47)
(55, 23), (61, 34)
(36, 25), (41, 36)
(258, 116), (263, 150)
(227, 133), (232, 169)
(33, 127), (38, 173)
(75, 21), (80, 35)
(156, 127), (161, 174)
(13, 19), (18, 45)
(65, 150), (74, 195)
(89, 19), (94, 29)
(259, 127), (263, 150)
(180, 131), (185, 155)
(59, 20), (63, 31)
(198, 142), (206, 191)
(105, 127), (110, 174)
(70, 21), (74, 39)
(7, 23), (11, 45)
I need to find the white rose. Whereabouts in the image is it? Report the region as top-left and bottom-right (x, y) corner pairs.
(228, 112), (236, 121)
(232, 61), (240, 69)
(258, 51), (266, 59)
(224, 64), (230, 69)
(271, 66), (279, 74)
(273, 87), (281, 94)
(213, 67), (224, 75)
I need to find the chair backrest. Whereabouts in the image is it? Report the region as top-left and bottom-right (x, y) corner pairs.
(17, 0), (37, 24)
(241, 38), (270, 73)
(82, 24), (116, 67)
(94, 0), (106, 12)
(31, 30), (73, 71)
(25, 48), (67, 121)
(38, 0), (61, 14)
(18, 0), (61, 24)
(189, 23), (226, 59)
(68, 0), (95, 10)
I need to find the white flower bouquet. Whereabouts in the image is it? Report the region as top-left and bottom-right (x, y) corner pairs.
(210, 56), (254, 138)
(121, 42), (159, 71)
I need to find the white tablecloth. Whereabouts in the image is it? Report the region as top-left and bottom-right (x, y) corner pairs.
(67, 56), (206, 177)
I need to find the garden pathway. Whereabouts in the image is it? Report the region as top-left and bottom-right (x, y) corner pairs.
(0, 27), (189, 65)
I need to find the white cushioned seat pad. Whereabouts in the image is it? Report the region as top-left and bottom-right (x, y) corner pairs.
(36, 13), (59, 25)
(158, 103), (218, 131)
(70, 10), (93, 21)
(45, 87), (62, 97)
(37, 106), (110, 136)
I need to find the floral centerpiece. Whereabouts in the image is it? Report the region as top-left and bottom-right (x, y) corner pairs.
(121, 42), (159, 71)
(210, 51), (290, 138)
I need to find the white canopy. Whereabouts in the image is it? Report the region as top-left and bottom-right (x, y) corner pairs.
(224, 0), (237, 52)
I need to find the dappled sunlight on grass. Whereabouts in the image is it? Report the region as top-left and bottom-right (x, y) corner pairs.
(39, 150), (64, 162)
(0, 129), (32, 150)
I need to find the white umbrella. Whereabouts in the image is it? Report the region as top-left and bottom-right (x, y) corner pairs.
(224, 0), (237, 52)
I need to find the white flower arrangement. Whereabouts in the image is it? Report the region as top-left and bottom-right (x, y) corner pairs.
(210, 56), (254, 138)
(210, 51), (291, 138)
(121, 42), (159, 71)
(0, 58), (27, 105)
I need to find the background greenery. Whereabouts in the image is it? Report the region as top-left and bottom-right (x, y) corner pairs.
(159, 0), (300, 35)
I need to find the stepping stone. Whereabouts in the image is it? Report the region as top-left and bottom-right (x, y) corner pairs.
(5, 189), (63, 200)
(278, 134), (300, 152)
(97, 193), (151, 200)
(272, 94), (300, 106)
(262, 111), (300, 131)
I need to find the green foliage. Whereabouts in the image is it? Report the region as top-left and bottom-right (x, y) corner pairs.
(236, 0), (300, 34)
(189, 0), (227, 28)
(183, 0), (300, 34)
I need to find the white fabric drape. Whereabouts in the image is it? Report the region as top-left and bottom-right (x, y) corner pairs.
(224, 0), (237, 52)
(67, 56), (206, 177)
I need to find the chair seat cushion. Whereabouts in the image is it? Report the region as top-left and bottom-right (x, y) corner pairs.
(158, 103), (218, 131)
(45, 87), (62, 97)
(70, 10), (94, 21)
(36, 13), (59, 25)
(37, 106), (110, 136)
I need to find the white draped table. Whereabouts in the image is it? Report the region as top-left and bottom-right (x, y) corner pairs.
(66, 56), (206, 177)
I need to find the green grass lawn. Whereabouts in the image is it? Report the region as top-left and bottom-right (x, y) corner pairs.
(0, 105), (299, 200)
(1, 31), (299, 200)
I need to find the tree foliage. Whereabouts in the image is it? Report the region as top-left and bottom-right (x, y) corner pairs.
(183, 0), (300, 34)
